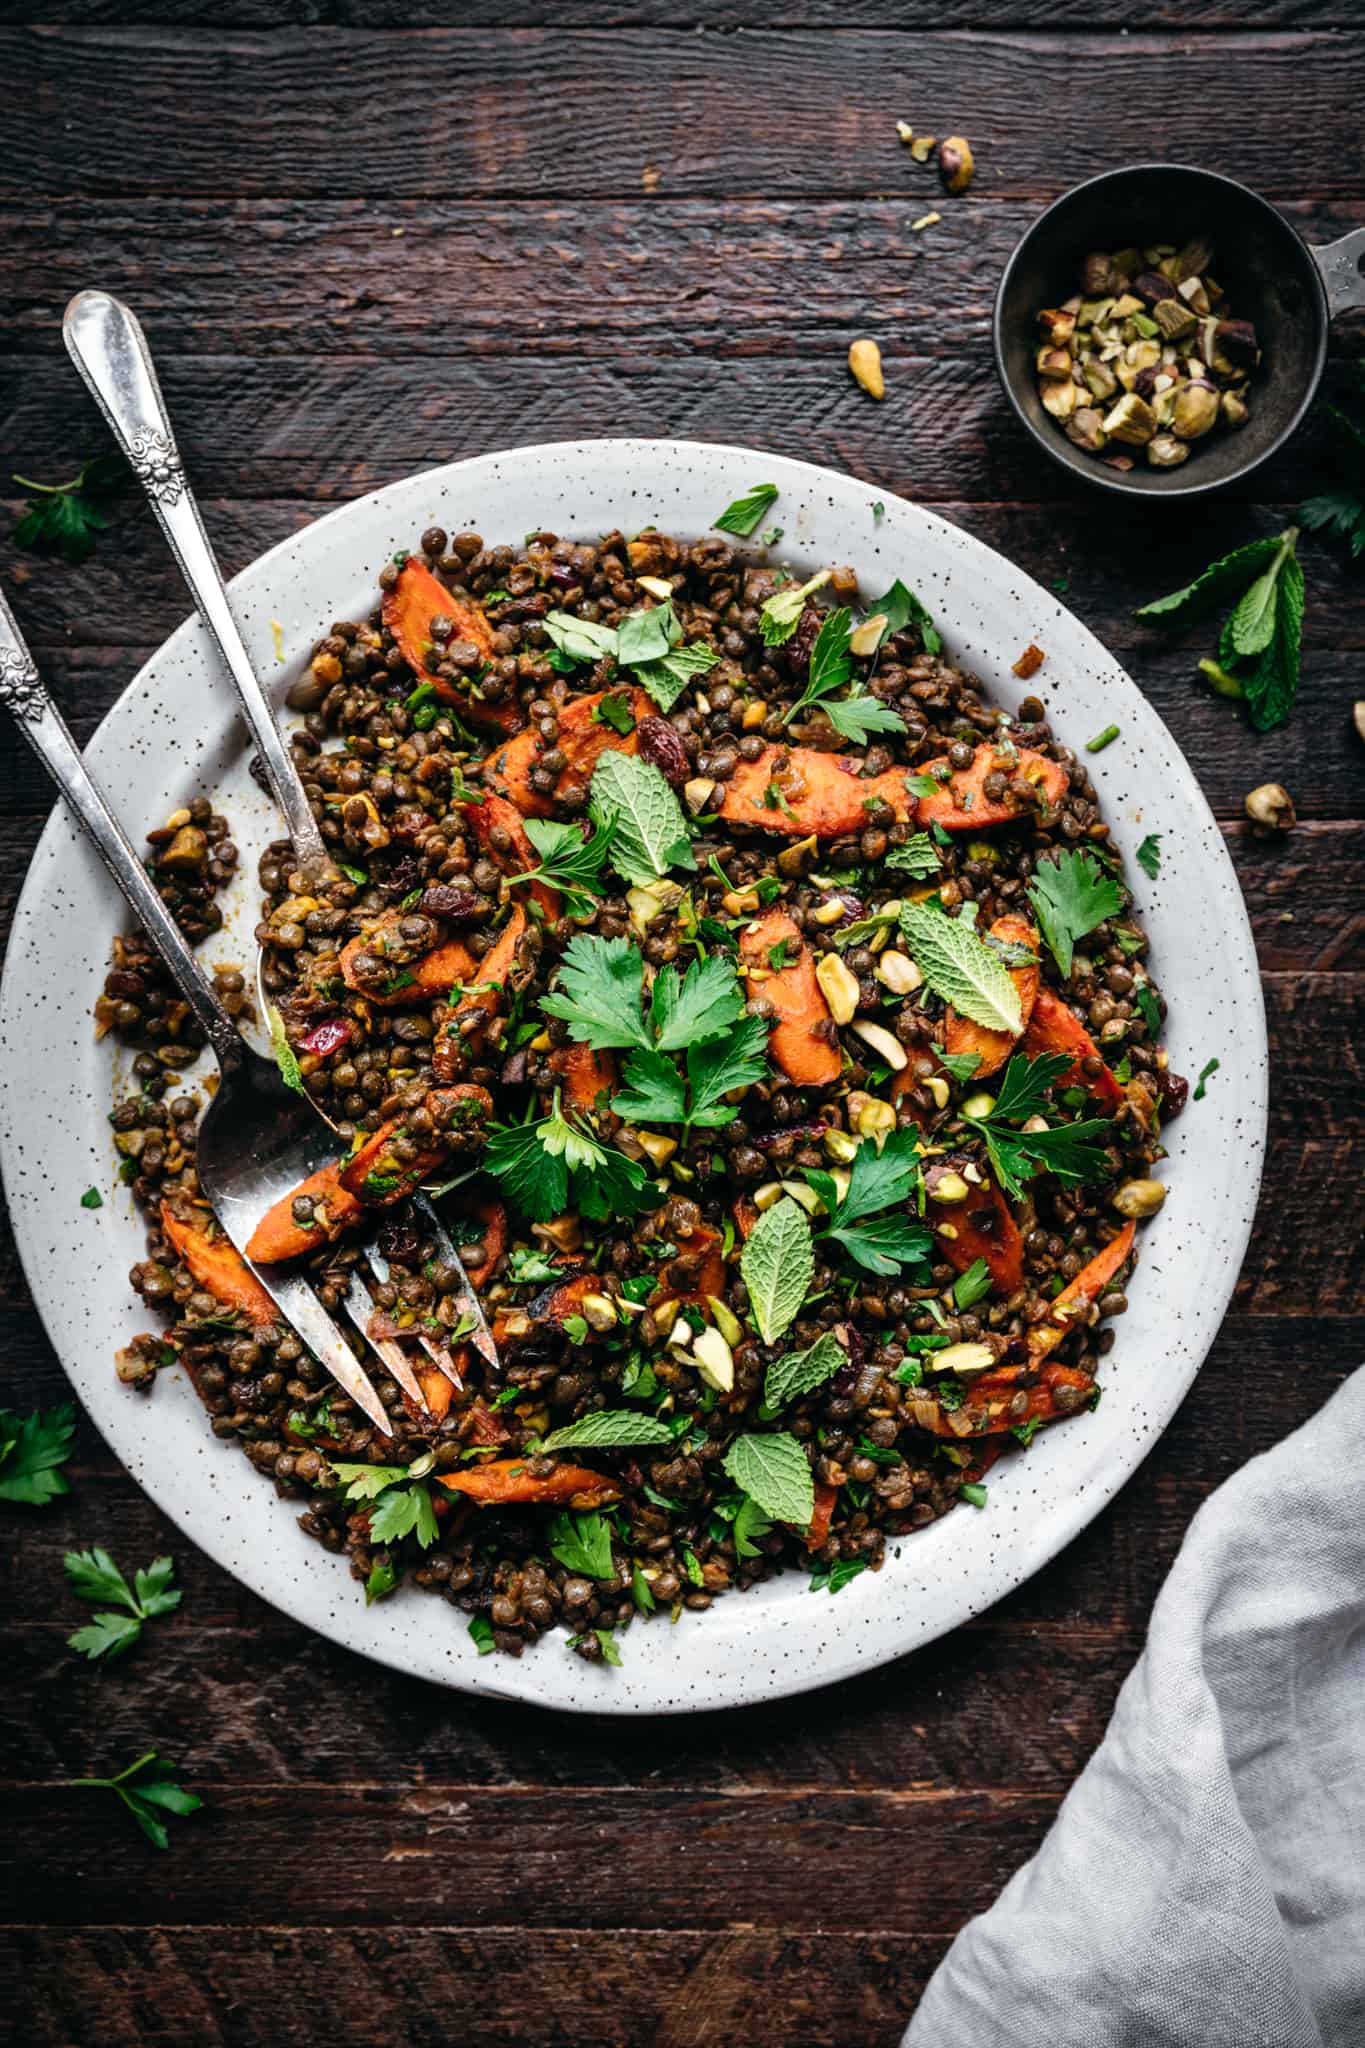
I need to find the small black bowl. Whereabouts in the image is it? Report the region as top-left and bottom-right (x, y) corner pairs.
(994, 162), (1365, 500)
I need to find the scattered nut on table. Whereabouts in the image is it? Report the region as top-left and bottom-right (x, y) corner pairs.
(1031, 235), (1259, 471)
(1352, 701), (1365, 746)
(939, 136), (974, 193)
(1244, 782), (1297, 831)
(849, 336), (885, 400)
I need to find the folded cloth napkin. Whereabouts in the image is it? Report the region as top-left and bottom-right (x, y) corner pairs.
(905, 1369), (1365, 2048)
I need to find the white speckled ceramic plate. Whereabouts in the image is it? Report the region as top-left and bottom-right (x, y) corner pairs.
(0, 439), (1267, 1713)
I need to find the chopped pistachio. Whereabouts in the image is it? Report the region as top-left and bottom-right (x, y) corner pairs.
(910, 135), (937, 164)
(1172, 380), (1220, 440)
(938, 136), (974, 193)
(1102, 392), (1158, 445)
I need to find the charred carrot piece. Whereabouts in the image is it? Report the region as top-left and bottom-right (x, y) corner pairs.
(243, 1164), (363, 1265)
(448, 1192), (508, 1292)
(464, 790), (560, 918)
(939, 913), (1040, 1079)
(484, 727), (550, 817)
(739, 910), (842, 1086)
(439, 1460), (621, 1509)
(918, 1359), (1096, 1437)
(720, 747), (915, 840)
(549, 1042), (617, 1116)
(160, 1202), (279, 1328)
(804, 1481), (839, 1549)
(1021, 986), (1123, 1112)
(914, 743), (1067, 831)
(930, 1175), (1025, 1294)
(339, 910), (478, 1007)
(553, 687), (652, 792)
(381, 557), (521, 738)
(337, 1085), (491, 1204)
(452, 905), (527, 1026)
(658, 1223), (726, 1307)
(1027, 1220), (1136, 1362)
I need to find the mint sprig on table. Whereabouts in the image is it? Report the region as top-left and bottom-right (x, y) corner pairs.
(1136, 526), (1304, 732)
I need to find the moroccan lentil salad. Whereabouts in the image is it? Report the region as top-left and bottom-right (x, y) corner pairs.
(110, 498), (1184, 1663)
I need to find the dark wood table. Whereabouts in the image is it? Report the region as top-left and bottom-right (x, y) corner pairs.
(2, 10), (1361, 2044)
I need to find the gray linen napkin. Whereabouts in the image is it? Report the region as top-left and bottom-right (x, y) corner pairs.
(905, 1369), (1365, 2048)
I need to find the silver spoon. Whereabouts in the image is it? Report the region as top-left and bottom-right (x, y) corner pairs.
(62, 289), (498, 1388)
(0, 591), (396, 1435)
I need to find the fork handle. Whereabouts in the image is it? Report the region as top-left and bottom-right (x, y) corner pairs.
(0, 590), (243, 1071)
(61, 290), (326, 870)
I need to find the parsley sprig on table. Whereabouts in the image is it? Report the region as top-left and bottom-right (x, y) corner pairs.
(960, 1052), (1113, 1203)
(64, 1547), (181, 1662)
(1136, 526), (1305, 732)
(68, 1750), (202, 1851)
(11, 452), (130, 564)
(0, 1402), (76, 1506)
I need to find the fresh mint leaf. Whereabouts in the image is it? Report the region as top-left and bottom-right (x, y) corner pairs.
(932, 1045), (983, 1086)
(714, 483), (779, 537)
(885, 834), (940, 879)
(535, 1410), (674, 1452)
(1240, 546), (1304, 733)
(1226, 530), (1295, 659)
(740, 1198), (814, 1345)
(1134, 535), (1285, 626)
(764, 1328), (848, 1409)
(589, 753), (697, 886)
(722, 1431), (815, 1526)
(899, 901), (1024, 1035)
(542, 611), (618, 665)
(593, 690), (637, 736)
(731, 1494), (774, 1558)
(952, 1258), (992, 1309)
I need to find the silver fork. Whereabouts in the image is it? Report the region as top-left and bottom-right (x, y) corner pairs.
(0, 590), (396, 1435)
(63, 288), (499, 1393)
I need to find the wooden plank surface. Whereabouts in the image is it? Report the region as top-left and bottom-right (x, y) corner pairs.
(1, 8), (1362, 2045)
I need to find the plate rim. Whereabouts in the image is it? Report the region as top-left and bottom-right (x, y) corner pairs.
(0, 435), (1268, 1714)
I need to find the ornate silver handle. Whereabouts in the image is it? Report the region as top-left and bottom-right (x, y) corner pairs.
(0, 590), (242, 1070)
(61, 290), (326, 868)
(1312, 226), (1365, 320)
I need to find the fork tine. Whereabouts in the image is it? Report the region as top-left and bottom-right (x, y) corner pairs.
(254, 1266), (395, 1438)
(339, 1267), (432, 1413)
(363, 1233), (463, 1390)
(411, 1192), (500, 1375)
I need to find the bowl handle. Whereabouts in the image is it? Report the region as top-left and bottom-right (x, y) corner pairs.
(1312, 226), (1365, 318)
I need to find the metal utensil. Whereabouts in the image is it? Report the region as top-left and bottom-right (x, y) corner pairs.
(993, 161), (1365, 501)
(0, 590), (398, 1435)
(62, 288), (498, 1386)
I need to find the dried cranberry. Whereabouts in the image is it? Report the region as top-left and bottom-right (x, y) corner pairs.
(377, 1209), (423, 1265)
(387, 805), (431, 843)
(300, 1017), (352, 1059)
(1159, 1070), (1189, 1119)
(636, 715), (689, 787)
(420, 884), (481, 924)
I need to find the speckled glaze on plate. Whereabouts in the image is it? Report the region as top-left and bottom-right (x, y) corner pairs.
(0, 439), (1267, 1714)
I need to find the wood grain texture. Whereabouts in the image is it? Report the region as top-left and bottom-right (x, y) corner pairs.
(1, 14), (1362, 2044)
(3, 27), (1364, 201)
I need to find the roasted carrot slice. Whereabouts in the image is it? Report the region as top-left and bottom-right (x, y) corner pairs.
(548, 1042), (618, 1116)
(1021, 986), (1123, 1112)
(439, 1459), (621, 1508)
(930, 1174), (1025, 1294)
(243, 1163), (363, 1264)
(160, 1202), (279, 1328)
(1027, 1220), (1136, 1362)
(918, 1358), (1096, 1437)
(939, 913), (1040, 1079)
(804, 1480), (839, 1549)
(464, 790), (561, 919)
(915, 743), (1067, 831)
(339, 910), (478, 1007)
(484, 727), (550, 817)
(415, 1364), (456, 1423)
(739, 910), (842, 1086)
(658, 1222), (726, 1307)
(456, 905), (527, 1023)
(382, 557), (521, 738)
(337, 1086), (491, 1203)
(448, 1192), (508, 1291)
(720, 747), (915, 840)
